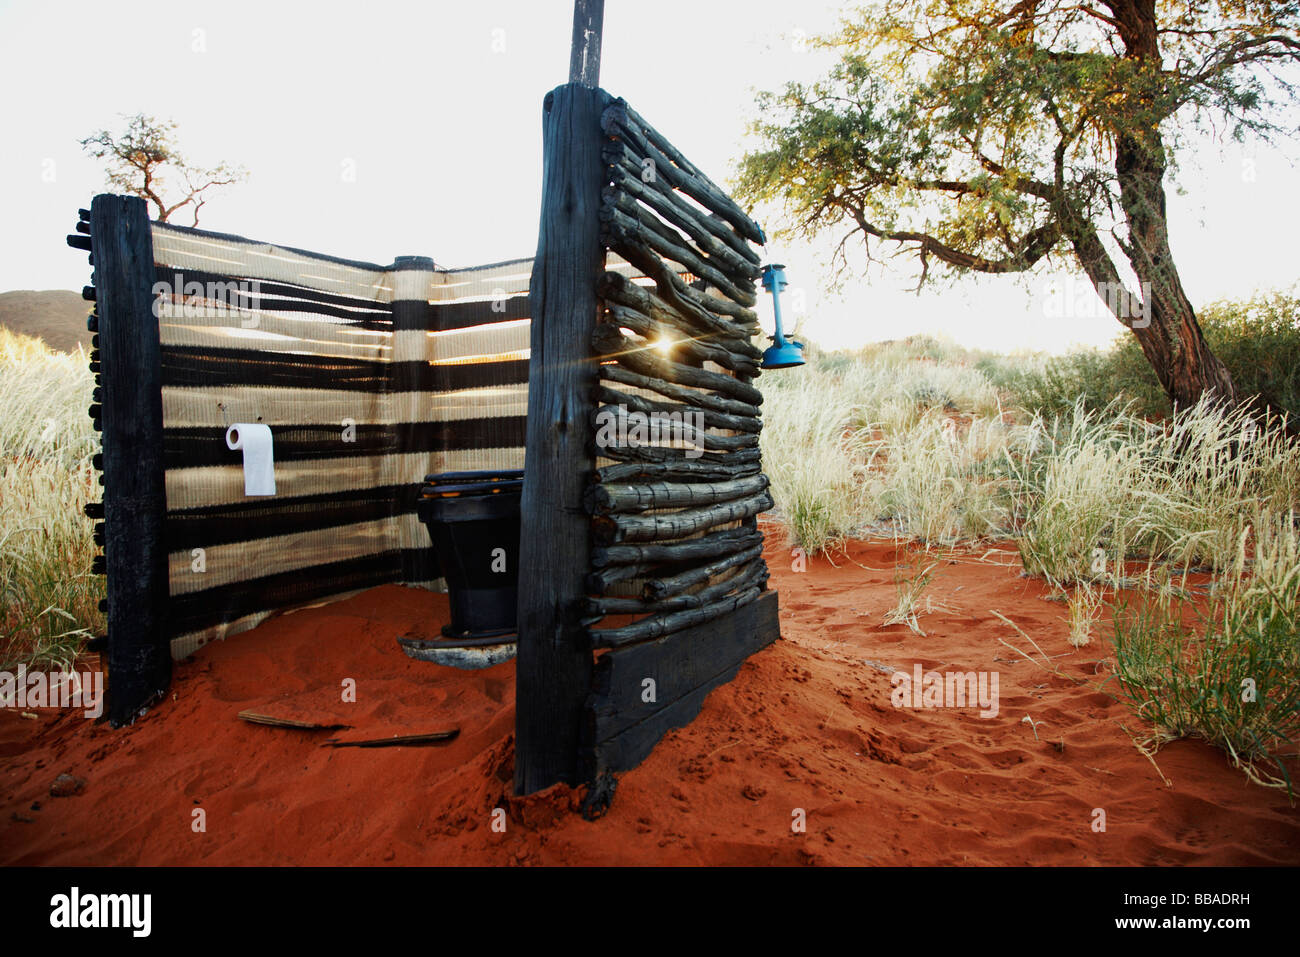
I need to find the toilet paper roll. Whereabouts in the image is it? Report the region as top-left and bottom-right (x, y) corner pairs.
(226, 423), (276, 496)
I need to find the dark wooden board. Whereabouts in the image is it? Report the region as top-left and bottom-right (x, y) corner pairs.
(514, 82), (609, 795)
(90, 194), (172, 726)
(582, 589), (780, 775)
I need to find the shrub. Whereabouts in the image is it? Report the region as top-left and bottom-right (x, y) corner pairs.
(1109, 514), (1300, 795)
(1004, 287), (1300, 422)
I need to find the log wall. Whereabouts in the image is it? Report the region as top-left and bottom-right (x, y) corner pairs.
(516, 94), (783, 806)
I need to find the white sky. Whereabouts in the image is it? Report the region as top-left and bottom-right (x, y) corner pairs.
(1, 0), (1296, 354)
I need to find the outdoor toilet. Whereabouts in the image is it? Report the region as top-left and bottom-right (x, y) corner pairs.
(404, 470), (524, 669)
(72, 4), (786, 796)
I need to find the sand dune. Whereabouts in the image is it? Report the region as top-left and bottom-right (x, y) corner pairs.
(0, 290), (92, 353)
(2, 526), (1298, 865)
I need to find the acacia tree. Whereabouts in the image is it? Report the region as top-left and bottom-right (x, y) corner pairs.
(80, 113), (247, 226)
(738, 0), (1300, 409)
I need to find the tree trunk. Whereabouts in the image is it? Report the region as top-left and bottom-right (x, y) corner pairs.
(1103, 0), (1239, 411)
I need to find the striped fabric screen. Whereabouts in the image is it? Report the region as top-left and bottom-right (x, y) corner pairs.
(146, 222), (659, 658)
(149, 222), (545, 657)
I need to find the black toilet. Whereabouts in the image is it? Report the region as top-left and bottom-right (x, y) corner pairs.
(415, 470), (523, 641)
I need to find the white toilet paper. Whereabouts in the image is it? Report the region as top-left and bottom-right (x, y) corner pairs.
(226, 423), (276, 496)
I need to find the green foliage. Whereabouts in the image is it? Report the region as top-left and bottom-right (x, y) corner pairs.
(1005, 289), (1300, 420)
(737, 1), (1299, 407)
(997, 343), (1168, 420)
(1109, 516), (1300, 796)
(737, 2), (1299, 279)
(1200, 289), (1300, 418)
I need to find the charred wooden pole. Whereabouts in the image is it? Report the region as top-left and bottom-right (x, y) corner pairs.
(86, 194), (171, 725)
(514, 74), (609, 789)
(568, 0), (604, 88)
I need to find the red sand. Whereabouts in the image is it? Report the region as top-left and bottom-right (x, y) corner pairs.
(3, 530), (1299, 866)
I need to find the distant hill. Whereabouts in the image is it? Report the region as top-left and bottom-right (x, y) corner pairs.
(0, 290), (93, 353)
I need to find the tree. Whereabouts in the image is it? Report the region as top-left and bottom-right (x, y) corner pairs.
(737, 0), (1300, 410)
(80, 113), (247, 226)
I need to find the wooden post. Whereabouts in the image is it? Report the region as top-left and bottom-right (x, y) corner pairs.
(514, 83), (608, 794)
(89, 194), (171, 725)
(568, 0), (604, 88)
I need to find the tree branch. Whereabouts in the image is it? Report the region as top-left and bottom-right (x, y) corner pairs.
(841, 199), (1061, 275)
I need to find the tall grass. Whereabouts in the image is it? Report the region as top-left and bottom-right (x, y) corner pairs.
(0, 329), (103, 669)
(1011, 397), (1300, 582)
(1008, 401), (1148, 583)
(1109, 514), (1300, 793)
(760, 336), (1021, 551)
(761, 336), (1300, 569)
(761, 332), (1300, 793)
(758, 368), (883, 552)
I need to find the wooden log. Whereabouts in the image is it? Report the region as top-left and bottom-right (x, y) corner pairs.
(515, 83), (606, 796)
(586, 560), (661, 595)
(603, 263), (759, 371)
(668, 260), (762, 326)
(603, 215), (761, 328)
(596, 384), (760, 435)
(583, 590), (780, 774)
(601, 100), (767, 246)
(597, 441), (748, 466)
(586, 559), (768, 615)
(620, 101), (768, 245)
(588, 584), (764, 648)
(590, 524), (762, 568)
(322, 729), (460, 748)
(596, 458), (761, 486)
(609, 154), (763, 280)
(596, 192), (760, 333)
(89, 194), (171, 726)
(593, 413), (759, 455)
(593, 380), (762, 452)
(599, 362), (759, 418)
(591, 489), (774, 545)
(591, 322), (763, 406)
(603, 301), (758, 377)
(592, 392), (759, 452)
(606, 171), (760, 281)
(598, 271), (760, 358)
(603, 184), (760, 289)
(606, 153), (760, 267)
(642, 544), (766, 600)
(597, 440), (761, 469)
(603, 207), (756, 307)
(585, 473), (769, 515)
